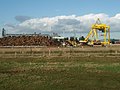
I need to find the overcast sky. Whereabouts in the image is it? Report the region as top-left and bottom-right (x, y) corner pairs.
(0, 0), (120, 37)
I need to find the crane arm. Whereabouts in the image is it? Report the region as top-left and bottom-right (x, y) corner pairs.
(84, 29), (93, 42)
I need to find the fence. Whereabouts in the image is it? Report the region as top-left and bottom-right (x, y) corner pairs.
(0, 46), (120, 58)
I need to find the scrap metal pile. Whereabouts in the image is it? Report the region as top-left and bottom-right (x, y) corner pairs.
(0, 35), (61, 46)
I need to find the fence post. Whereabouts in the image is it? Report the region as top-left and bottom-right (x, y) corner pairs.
(49, 48), (51, 56)
(43, 49), (45, 57)
(15, 52), (17, 58)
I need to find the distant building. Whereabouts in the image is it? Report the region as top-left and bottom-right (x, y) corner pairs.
(1, 28), (51, 38)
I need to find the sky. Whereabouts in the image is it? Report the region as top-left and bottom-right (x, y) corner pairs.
(0, 0), (120, 38)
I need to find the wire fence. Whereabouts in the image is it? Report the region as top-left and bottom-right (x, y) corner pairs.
(0, 47), (120, 58)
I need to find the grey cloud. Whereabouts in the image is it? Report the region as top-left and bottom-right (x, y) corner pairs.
(4, 23), (15, 28)
(58, 19), (80, 25)
(52, 19), (81, 33)
(15, 16), (31, 22)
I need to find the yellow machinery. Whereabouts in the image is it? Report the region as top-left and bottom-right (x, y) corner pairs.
(80, 18), (110, 46)
(67, 40), (77, 46)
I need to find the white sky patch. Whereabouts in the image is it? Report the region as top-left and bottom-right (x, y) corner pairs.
(4, 13), (120, 34)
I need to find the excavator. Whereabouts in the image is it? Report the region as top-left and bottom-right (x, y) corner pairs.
(80, 18), (110, 46)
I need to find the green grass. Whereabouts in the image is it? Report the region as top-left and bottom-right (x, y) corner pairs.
(0, 57), (120, 90)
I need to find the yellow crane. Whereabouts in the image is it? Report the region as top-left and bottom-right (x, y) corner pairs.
(80, 18), (110, 46)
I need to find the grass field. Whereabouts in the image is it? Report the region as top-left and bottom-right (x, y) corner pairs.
(0, 57), (120, 90)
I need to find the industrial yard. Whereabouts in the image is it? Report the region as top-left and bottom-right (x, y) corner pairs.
(1, 0), (120, 90)
(0, 18), (120, 90)
(1, 10), (120, 90)
(0, 19), (120, 47)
